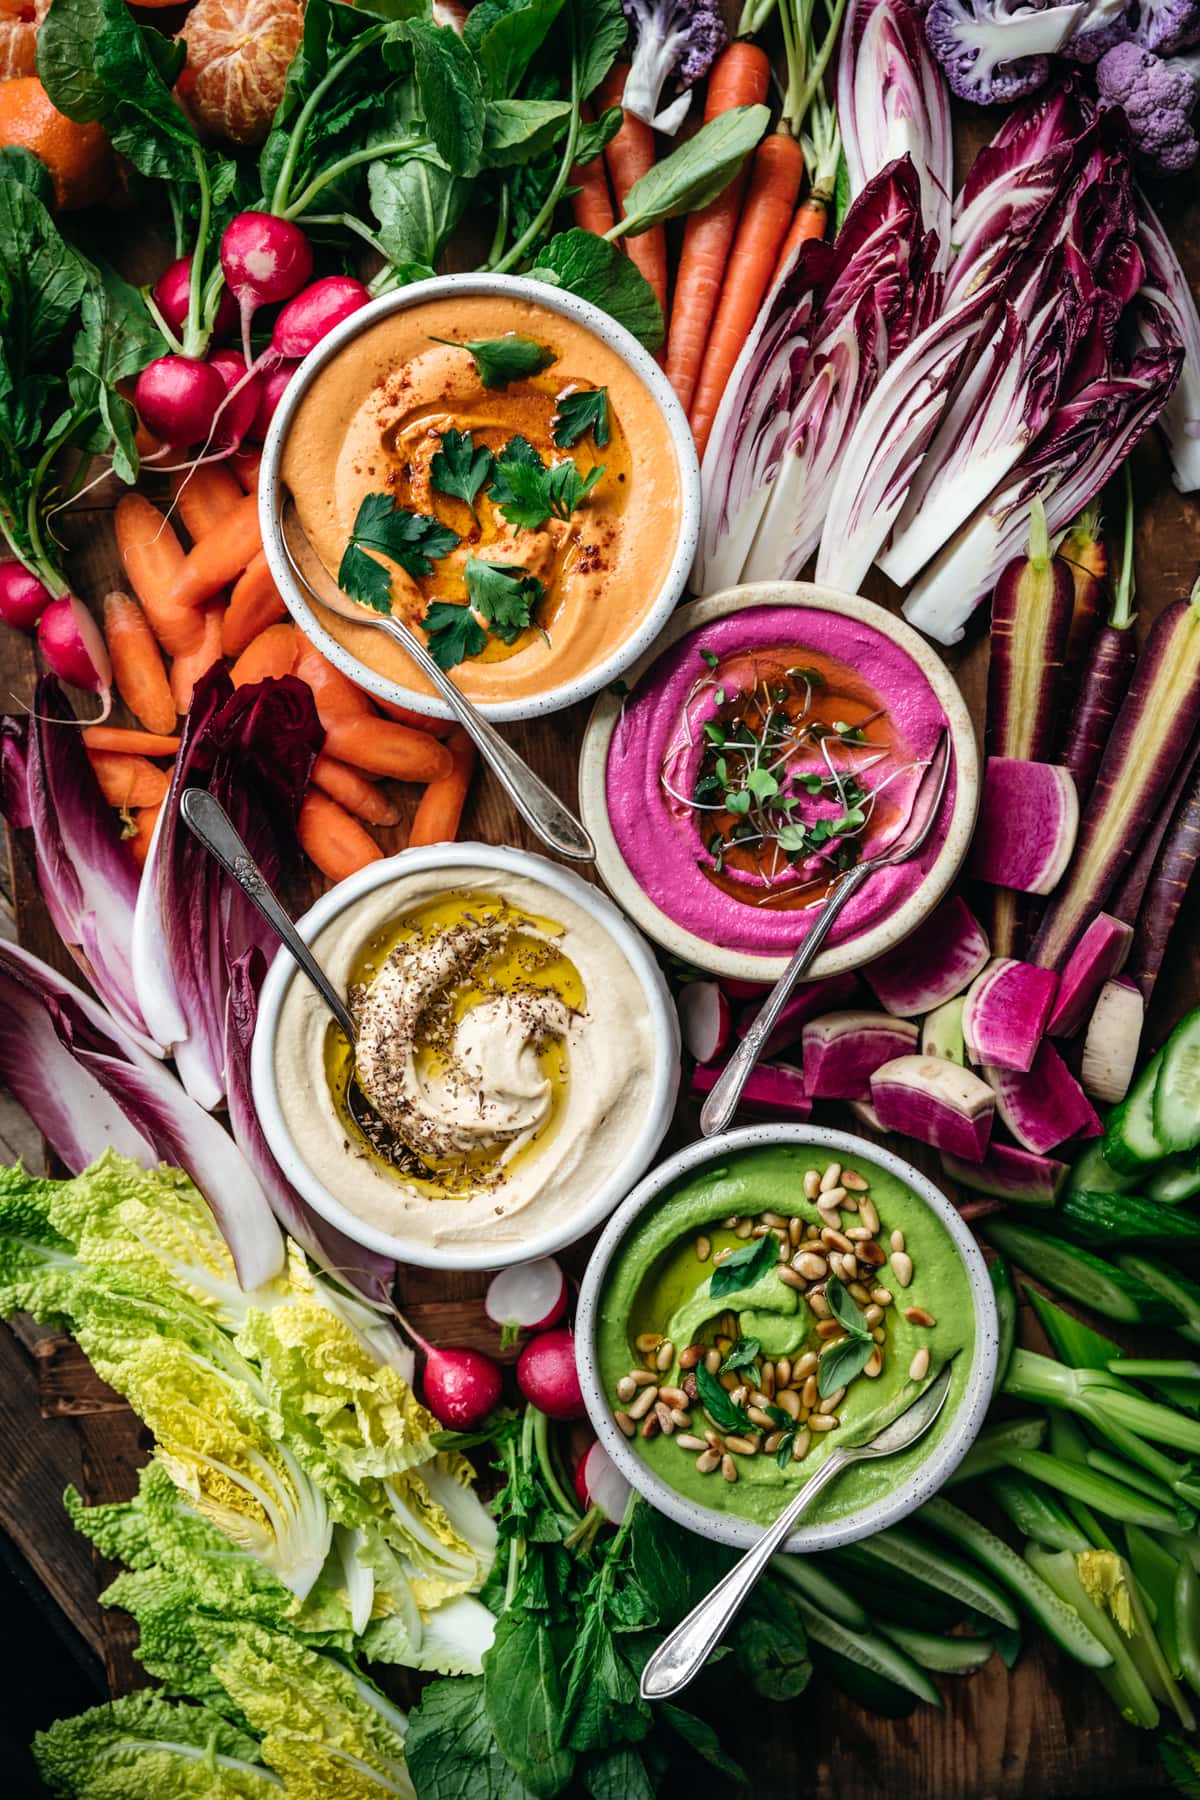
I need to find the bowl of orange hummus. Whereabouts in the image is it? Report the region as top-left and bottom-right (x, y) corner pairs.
(258, 274), (700, 723)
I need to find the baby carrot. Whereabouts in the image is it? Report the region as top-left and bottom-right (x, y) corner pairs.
(292, 635), (374, 723)
(409, 726), (476, 847)
(230, 447), (262, 494)
(569, 101), (616, 235)
(169, 604), (225, 712)
(298, 789), (384, 882)
(375, 696), (455, 737)
(321, 711), (453, 783)
(230, 621), (298, 686)
(598, 64), (668, 321)
(88, 750), (172, 810)
(128, 802), (161, 870)
(168, 493), (262, 610)
(311, 754), (404, 826)
(171, 463), (244, 542)
(666, 43), (771, 415)
(223, 551), (287, 657)
(102, 589), (176, 736)
(114, 493), (203, 659)
(83, 727), (181, 756)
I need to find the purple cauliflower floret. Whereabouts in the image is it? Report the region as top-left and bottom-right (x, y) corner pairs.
(620, 1), (728, 135)
(924, 0), (1085, 103)
(1127, 0), (1200, 53)
(1096, 40), (1200, 172)
(1062, 0), (1133, 63)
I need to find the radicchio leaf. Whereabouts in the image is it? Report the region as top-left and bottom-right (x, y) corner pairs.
(1136, 189), (1200, 493)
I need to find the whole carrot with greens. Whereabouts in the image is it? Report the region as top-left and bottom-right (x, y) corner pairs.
(568, 102), (617, 236)
(597, 63), (669, 319)
(771, 85), (841, 286)
(1058, 501), (1108, 686)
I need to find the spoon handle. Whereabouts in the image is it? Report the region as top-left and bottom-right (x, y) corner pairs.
(639, 1450), (850, 1701)
(699, 862), (872, 1137)
(179, 788), (357, 1043)
(375, 614), (596, 865)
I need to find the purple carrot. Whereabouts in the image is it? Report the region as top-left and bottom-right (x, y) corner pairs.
(1058, 501), (1107, 696)
(1127, 758), (1200, 1004)
(1058, 466), (1139, 804)
(1110, 728), (1200, 925)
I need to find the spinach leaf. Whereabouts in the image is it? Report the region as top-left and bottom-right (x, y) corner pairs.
(38, 0), (198, 186)
(67, 265), (166, 484)
(484, 98), (573, 168)
(532, 229), (664, 351)
(580, 1746), (655, 1800)
(484, 1611), (575, 1798)
(659, 1705), (749, 1784)
(404, 1676), (540, 1800)
(552, 385), (609, 448)
(694, 1361), (757, 1434)
(620, 104), (770, 235)
(259, 0), (390, 211)
(432, 333), (555, 389)
(0, 178), (90, 371)
(464, 559), (543, 643)
(559, 1600), (649, 1753)
(430, 428), (494, 519)
(405, 17), (486, 178)
(733, 1584), (813, 1700)
(0, 146), (53, 207)
(368, 150), (469, 271)
(423, 600), (489, 670)
(709, 1230), (777, 1300)
(464, 0), (569, 99)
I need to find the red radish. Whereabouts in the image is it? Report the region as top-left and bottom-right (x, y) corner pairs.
(676, 981), (731, 1063)
(574, 1441), (632, 1523)
(961, 959), (1059, 1074)
(0, 564), (53, 632)
(134, 355), (227, 447)
(984, 1040), (1100, 1154)
(395, 1310), (503, 1429)
(1046, 913), (1133, 1037)
(249, 361), (299, 442)
(969, 759), (1079, 895)
(152, 257), (237, 344)
(272, 276), (371, 360)
(734, 972), (861, 1053)
(861, 896), (990, 1017)
(36, 597), (112, 719)
(516, 1326), (585, 1420)
(869, 1055), (995, 1161)
(800, 1011), (918, 1099)
(941, 1142), (1068, 1206)
(1081, 977), (1143, 1103)
(220, 212), (314, 362)
(484, 1257), (567, 1349)
(1058, 467), (1137, 806)
(208, 350), (264, 450)
(689, 1058), (810, 1120)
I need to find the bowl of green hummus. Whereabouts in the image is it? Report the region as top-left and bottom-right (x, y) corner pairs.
(575, 1126), (997, 1552)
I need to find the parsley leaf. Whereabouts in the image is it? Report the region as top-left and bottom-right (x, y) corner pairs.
(422, 599), (488, 670)
(694, 1362), (756, 1434)
(430, 428), (494, 521)
(491, 436), (605, 528)
(463, 558), (543, 644)
(338, 493), (460, 610)
(552, 385), (609, 448)
(709, 1232), (778, 1301)
(430, 331), (556, 388)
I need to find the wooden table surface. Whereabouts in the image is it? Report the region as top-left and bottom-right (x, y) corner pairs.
(2, 106), (1199, 1800)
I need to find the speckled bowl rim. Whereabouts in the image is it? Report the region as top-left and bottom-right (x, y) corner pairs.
(577, 583), (980, 981)
(249, 841), (681, 1272)
(257, 273), (701, 725)
(575, 1123), (998, 1554)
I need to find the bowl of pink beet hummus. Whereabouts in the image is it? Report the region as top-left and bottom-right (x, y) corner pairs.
(578, 584), (978, 980)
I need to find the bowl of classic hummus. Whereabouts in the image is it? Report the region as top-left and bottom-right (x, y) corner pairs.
(579, 583), (978, 979)
(259, 274), (700, 723)
(575, 1125), (997, 1552)
(250, 845), (680, 1270)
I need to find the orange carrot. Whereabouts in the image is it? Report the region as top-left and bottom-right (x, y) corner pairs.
(170, 604), (225, 712)
(409, 726), (476, 847)
(311, 754), (403, 826)
(293, 636), (374, 724)
(569, 101), (616, 234)
(230, 447), (262, 494)
(168, 493), (262, 610)
(598, 64), (668, 321)
(115, 493), (204, 660)
(102, 588), (177, 736)
(171, 463), (244, 542)
(321, 711), (453, 783)
(128, 802), (161, 870)
(88, 750), (172, 810)
(298, 789), (384, 882)
(223, 552), (288, 657)
(770, 195), (830, 287)
(665, 44), (771, 415)
(375, 696), (455, 737)
(230, 621), (298, 687)
(689, 132), (805, 461)
(84, 727), (181, 756)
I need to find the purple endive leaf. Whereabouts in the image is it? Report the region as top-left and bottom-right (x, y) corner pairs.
(0, 715), (31, 829)
(224, 949), (397, 1310)
(1137, 189), (1200, 493)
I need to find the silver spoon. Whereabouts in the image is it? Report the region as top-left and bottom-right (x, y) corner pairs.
(639, 1361), (955, 1701)
(700, 728), (952, 1137)
(277, 495), (595, 864)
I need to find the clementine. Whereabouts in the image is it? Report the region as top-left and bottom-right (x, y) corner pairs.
(179, 0), (302, 148)
(0, 0), (46, 81)
(0, 76), (113, 211)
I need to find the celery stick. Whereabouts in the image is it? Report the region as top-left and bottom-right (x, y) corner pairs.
(946, 1415), (1046, 1486)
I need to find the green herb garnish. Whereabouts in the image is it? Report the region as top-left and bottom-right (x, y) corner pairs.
(709, 1232), (777, 1301)
(491, 436), (605, 529)
(552, 385), (609, 448)
(719, 1337), (763, 1382)
(695, 1361), (756, 1434)
(431, 332), (555, 388)
(463, 558), (543, 644)
(817, 1277), (876, 1398)
(338, 493), (459, 610)
(422, 599), (488, 671)
(430, 428), (494, 522)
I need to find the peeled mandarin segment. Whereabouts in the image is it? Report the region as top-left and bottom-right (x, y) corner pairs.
(178, 0), (303, 147)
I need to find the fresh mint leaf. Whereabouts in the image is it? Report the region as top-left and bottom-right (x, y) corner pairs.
(464, 559), (543, 644)
(694, 1362), (756, 1434)
(483, 1611), (575, 1797)
(338, 493), (459, 609)
(532, 229), (664, 352)
(824, 1275), (872, 1340)
(719, 1336), (762, 1378)
(620, 104), (769, 236)
(423, 600), (488, 670)
(483, 97), (573, 166)
(553, 386), (609, 449)
(464, 0), (568, 99)
(431, 332), (555, 389)
(403, 17), (486, 177)
(818, 1332), (875, 1398)
(710, 1230), (778, 1300)
(430, 428), (494, 521)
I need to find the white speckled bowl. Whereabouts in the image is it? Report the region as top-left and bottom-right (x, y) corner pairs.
(575, 1124), (997, 1553)
(250, 843), (680, 1272)
(578, 584), (980, 981)
(257, 273), (701, 725)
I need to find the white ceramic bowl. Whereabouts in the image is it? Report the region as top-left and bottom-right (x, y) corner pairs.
(258, 273), (701, 725)
(250, 843), (680, 1271)
(575, 1124), (998, 1553)
(579, 583), (979, 981)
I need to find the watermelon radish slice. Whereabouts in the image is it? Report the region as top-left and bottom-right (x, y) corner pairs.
(862, 896), (990, 1017)
(1046, 913), (1133, 1038)
(962, 959), (1060, 1073)
(1080, 977), (1144, 1104)
(733, 972), (861, 1055)
(969, 759), (1079, 895)
(690, 1059), (811, 1120)
(941, 1142), (1068, 1206)
(801, 1011), (919, 1099)
(676, 982), (732, 1063)
(922, 997), (966, 1064)
(985, 1040), (1101, 1153)
(869, 1055), (995, 1161)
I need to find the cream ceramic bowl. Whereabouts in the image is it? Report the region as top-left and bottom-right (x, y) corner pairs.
(575, 1124), (998, 1554)
(257, 273), (701, 725)
(249, 843), (680, 1272)
(578, 583), (979, 981)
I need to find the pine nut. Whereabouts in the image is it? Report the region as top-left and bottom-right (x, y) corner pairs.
(910, 1347), (931, 1381)
(616, 1376), (637, 1403)
(819, 1387), (846, 1413)
(848, 1281), (871, 1304)
(872, 1325), (887, 1343)
(891, 1229), (906, 1253)
(748, 1405), (774, 1430)
(778, 1238), (791, 1262)
(704, 1429), (724, 1450)
(847, 1226), (873, 1242)
(905, 1306), (937, 1328)
(730, 1385), (749, 1408)
(725, 1434), (759, 1456)
(696, 1449), (721, 1474)
(842, 1169), (869, 1192)
(791, 1429), (812, 1460)
(659, 1386), (688, 1408)
(858, 1198), (880, 1234)
(656, 1340), (676, 1371)
(641, 1414), (660, 1439)
(762, 1211), (787, 1227)
(795, 1250), (828, 1280)
(751, 1223), (771, 1238)
(677, 1434), (708, 1451)
(817, 1319), (844, 1339)
(864, 1349), (882, 1378)
(805, 1222), (820, 1239)
(635, 1332), (661, 1353)
(614, 1410), (635, 1436)
(794, 1351), (818, 1378)
(704, 1348), (722, 1374)
(821, 1186), (848, 1209)
(654, 1402), (675, 1434)
(723, 1313), (739, 1337)
(695, 1236), (711, 1262)
(827, 1252), (846, 1281)
(670, 1407), (692, 1429)
(680, 1345), (703, 1370)
(778, 1266), (807, 1291)
(808, 1291), (831, 1319)
(735, 1218), (754, 1238)
(789, 1217), (804, 1247)
(719, 1371), (738, 1392)
(626, 1385), (658, 1420)
(713, 1247), (733, 1265)
(810, 1413), (838, 1431)
(776, 1357), (792, 1387)
(761, 1362), (776, 1397)
(822, 1226), (854, 1254)
(890, 1251), (914, 1288)
(820, 1162), (843, 1193)
(721, 1216), (739, 1230)
(776, 1387), (802, 1419)
(857, 1240), (886, 1268)
(818, 1204), (842, 1231)
(722, 1454), (739, 1481)
(841, 1194), (859, 1213)
(803, 1169), (821, 1199)
(871, 1286), (893, 1307)
(841, 1255), (859, 1280)
(864, 1304), (883, 1325)
(749, 1390), (772, 1410)
(802, 1375), (819, 1409)
(716, 1335), (733, 1356)
(764, 1431), (784, 1454)
(630, 1368), (658, 1387)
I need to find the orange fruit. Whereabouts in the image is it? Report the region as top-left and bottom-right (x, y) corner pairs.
(179, 0), (302, 148)
(0, 76), (112, 211)
(0, 0), (46, 81)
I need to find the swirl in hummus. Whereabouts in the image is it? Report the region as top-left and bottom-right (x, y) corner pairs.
(271, 867), (658, 1250)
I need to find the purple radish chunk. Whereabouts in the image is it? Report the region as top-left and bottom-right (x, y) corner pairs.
(849, 1098), (884, 1133)
(941, 1142), (1068, 1205)
(969, 758), (1079, 895)
(484, 1257), (567, 1350)
(869, 1055), (995, 1161)
(677, 981), (732, 1063)
(986, 497), (1074, 765)
(861, 895), (989, 1016)
(921, 996), (966, 1063)
(272, 276), (371, 360)
(517, 1326), (586, 1420)
(690, 1059), (811, 1121)
(962, 959), (1060, 1073)
(575, 1441), (631, 1523)
(36, 598), (112, 719)
(1047, 913), (1133, 1037)
(985, 1039), (1101, 1154)
(1080, 977), (1143, 1103)
(733, 972), (861, 1053)
(801, 1010), (918, 1099)
(0, 563), (53, 632)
